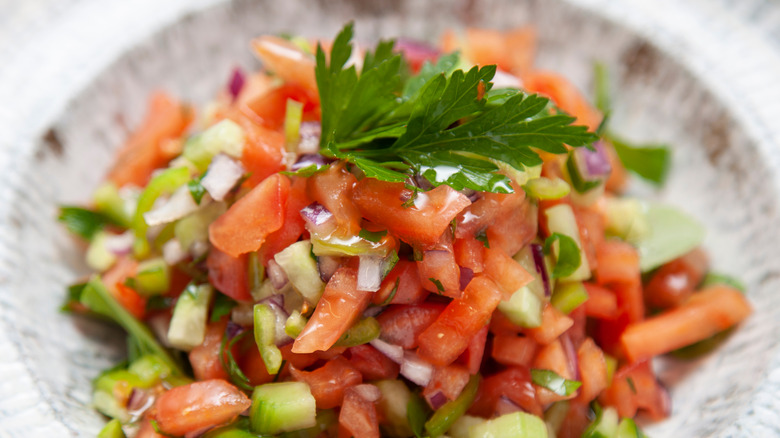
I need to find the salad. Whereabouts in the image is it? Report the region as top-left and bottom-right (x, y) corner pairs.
(59, 23), (752, 438)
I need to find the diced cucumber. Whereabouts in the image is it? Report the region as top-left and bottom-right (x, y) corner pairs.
(248, 252), (266, 294)
(94, 182), (132, 228)
(128, 354), (173, 387)
(97, 419), (126, 438)
(132, 166), (191, 258)
(551, 281), (589, 315)
(425, 375), (480, 437)
(251, 278), (277, 302)
(167, 284), (213, 351)
(468, 411), (548, 438)
(280, 409), (338, 438)
(492, 161), (542, 186)
(603, 197), (649, 244)
(250, 382), (317, 435)
(183, 119), (246, 172)
(448, 415), (484, 438)
(334, 317), (381, 347)
(274, 241), (325, 305)
(636, 203), (705, 272)
(254, 303), (283, 374)
(524, 177), (571, 200)
(617, 417), (646, 438)
(92, 389), (129, 422)
(311, 234), (392, 257)
(497, 286), (543, 328)
(375, 380), (414, 438)
(582, 406), (619, 438)
(284, 99), (304, 152)
(544, 204), (591, 281)
(134, 258), (170, 296)
(86, 231), (117, 271)
(94, 369), (143, 396)
(174, 201), (226, 251)
(204, 428), (257, 438)
(604, 354), (618, 386)
(544, 401), (570, 436)
(512, 245), (545, 299)
(285, 310), (308, 338)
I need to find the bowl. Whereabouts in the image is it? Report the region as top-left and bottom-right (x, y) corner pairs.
(2, 0), (780, 436)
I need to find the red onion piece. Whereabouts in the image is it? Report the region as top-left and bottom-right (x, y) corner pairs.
(126, 388), (156, 418)
(400, 351), (434, 387)
(459, 266), (474, 291)
(358, 255), (383, 292)
(147, 313), (172, 347)
(495, 396), (524, 416)
(531, 243), (551, 297)
(104, 231), (134, 256)
(363, 306), (385, 318)
(225, 321), (245, 339)
(162, 238), (187, 265)
(201, 154), (246, 202)
(576, 141), (612, 178)
(260, 295), (292, 346)
(230, 303), (254, 326)
(227, 67), (245, 101)
(317, 255), (341, 282)
(427, 391), (448, 410)
(291, 153), (329, 171)
(300, 202), (333, 226)
(352, 384), (382, 403)
(395, 38), (440, 70)
(369, 338), (404, 364)
(559, 333), (580, 381)
(266, 259), (289, 290)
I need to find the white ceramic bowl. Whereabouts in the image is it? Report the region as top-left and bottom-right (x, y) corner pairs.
(1, 0), (780, 436)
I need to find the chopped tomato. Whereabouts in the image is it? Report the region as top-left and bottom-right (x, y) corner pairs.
(417, 276), (502, 366)
(486, 197), (537, 257)
(189, 319), (229, 381)
(289, 356), (362, 409)
(417, 246), (461, 298)
(257, 176), (310, 265)
(209, 173), (289, 257)
(279, 343), (319, 370)
(251, 36), (319, 96)
(206, 248), (251, 302)
(240, 344), (275, 386)
(621, 285), (751, 363)
(352, 178), (471, 247)
(113, 283), (148, 320)
(338, 385), (380, 438)
(557, 401), (592, 438)
(644, 248), (708, 309)
(533, 338), (577, 405)
(523, 304), (574, 345)
(489, 311), (524, 336)
(522, 71), (602, 131)
(372, 260), (427, 305)
(307, 163), (363, 237)
(107, 92), (192, 187)
(456, 325), (489, 375)
(491, 334), (538, 368)
(376, 303), (445, 349)
(453, 235), (485, 273)
(440, 27), (537, 75)
(595, 240), (641, 286)
(103, 257), (145, 319)
(347, 344), (400, 381)
(423, 364), (470, 405)
(599, 360), (670, 421)
(573, 205), (605, 271)
(245, 83), (319, 130)
(470, 367), (542, 418)
(154, 380), (251, 436)
(136, 415), (167, 438)
(228, 110), (286, 188)
(455, 183), (524, 240)
(575, 337), (608, 404)
(583, 282), (619, 319)
(483, 246), (534, 300)
(293, 267), (371, 354)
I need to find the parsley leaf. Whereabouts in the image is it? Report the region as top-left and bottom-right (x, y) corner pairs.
(531, 369), (582, 396)
(58, 206), (116, 240)
(315, 24), (598, 194)
(211, 293), (237, 322)
(358, 229), (388, 243)
(429, 278), (445, 294)
(187, 175), (207, 204)
(543, 232), (582, 279)
(407, 391), (432, 438)
(608, 135), (670, 186)
(219, 329), (254, 391)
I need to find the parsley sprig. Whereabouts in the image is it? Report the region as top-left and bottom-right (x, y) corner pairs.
(315, 23), (598, 193)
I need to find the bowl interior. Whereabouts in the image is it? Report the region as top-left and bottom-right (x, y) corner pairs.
(5, 0), (780, 435)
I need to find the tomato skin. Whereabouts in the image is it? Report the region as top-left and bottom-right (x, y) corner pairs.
(307, 164), (363, 237)
(372, 260), (427, 305)
(352, 178), (471, 247)
(456, 325), (489, 375)
(107, 92), (192, 188)
(206, 248), (251, 302)
(154, 379), (251, 436)
(347, 344), (400, 381)
(469, 367), (542, 418)
(292, 267), (371, 354)
(209, 173), (289, 257)
(644, 248), (708, 309)
(189, 319), (230, 381)
(257, 176), (310, 265)
(417, 276), (502, 366)
(376, 303), (446, 349)
(289, 356), (363, 409)
(338, 385), (380, 438)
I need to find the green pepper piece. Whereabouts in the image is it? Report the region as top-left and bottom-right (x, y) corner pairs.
(424, 374), (480, 437)
(132, 166), (190, 257)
